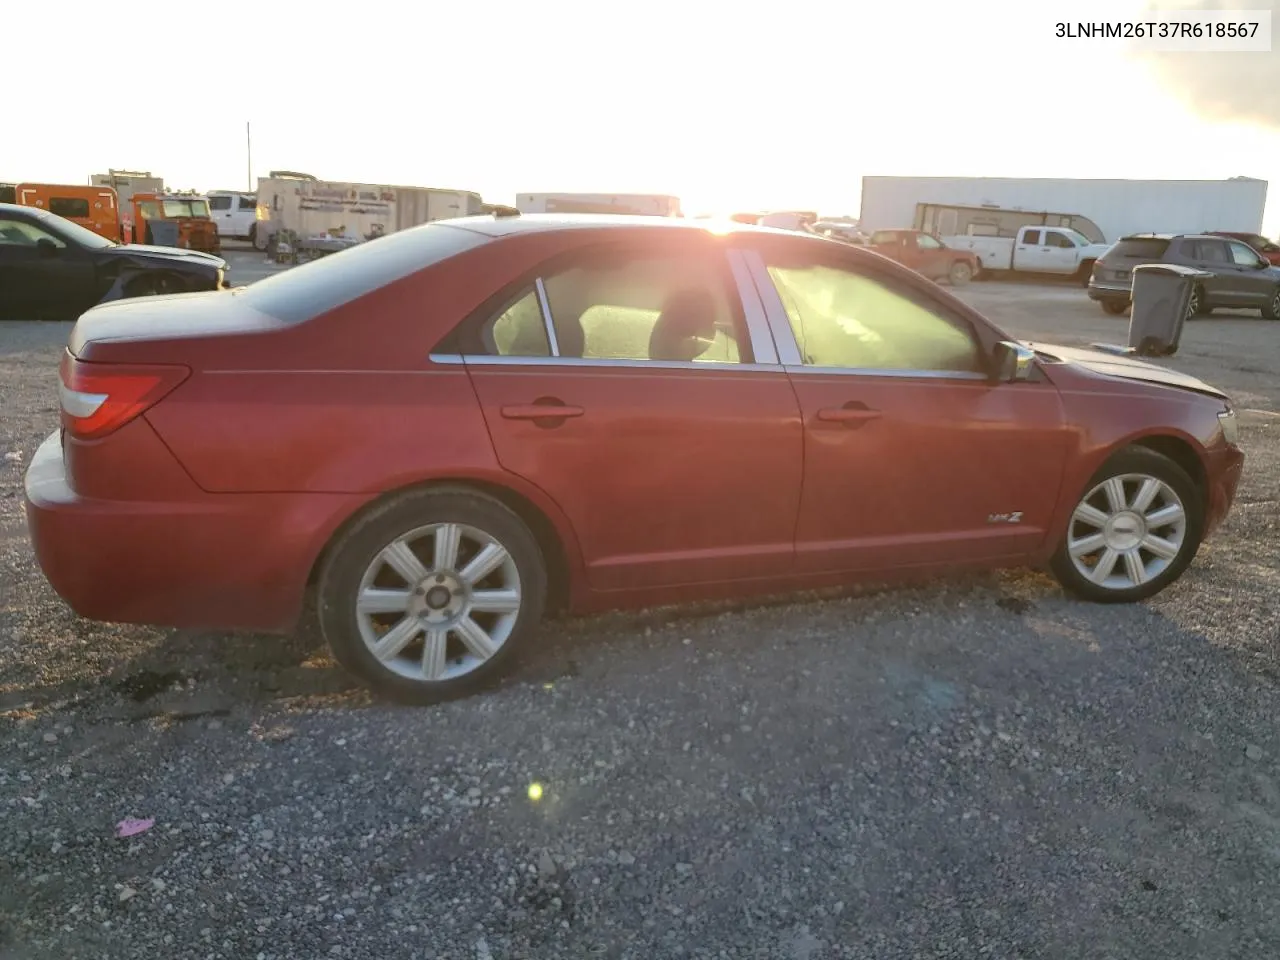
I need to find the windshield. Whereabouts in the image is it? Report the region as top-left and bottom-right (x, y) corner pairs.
(31, 207), (116, 249)
(162, 199), (211, 218)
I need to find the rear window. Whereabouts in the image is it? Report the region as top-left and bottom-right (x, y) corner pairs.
(1110, 238), (1170, 259)
(236, 221), (491, 325)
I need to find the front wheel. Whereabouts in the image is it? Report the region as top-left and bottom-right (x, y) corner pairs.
(947, 260), (973, 286)
(1262, 285), (1280, 320)
(1187, 284), (1206, 319)
(1100, 300), (1129, 316)
(317, 488), (548, 703)
(1050, 447), (1203, 604)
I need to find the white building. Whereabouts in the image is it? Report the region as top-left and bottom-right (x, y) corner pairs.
(858, 176), (1269, 244)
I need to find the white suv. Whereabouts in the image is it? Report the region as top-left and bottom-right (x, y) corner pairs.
(207, 191), (258, 242)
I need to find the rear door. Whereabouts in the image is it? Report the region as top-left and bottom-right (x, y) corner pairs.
(742, 241), (1070, 573)
(452, 236), (805, 591)
(1012, 228), (1049, 270)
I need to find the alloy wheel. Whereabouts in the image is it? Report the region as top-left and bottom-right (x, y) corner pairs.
(1066, 473), (1187, 591)
(1186, 287), (1201, 318)
(355, 522), (522, 682)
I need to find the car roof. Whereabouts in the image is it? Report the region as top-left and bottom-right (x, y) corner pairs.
(440, 212), (801, 240)
(1119, 232), (1238, 241)
(0, 202), (44, 219)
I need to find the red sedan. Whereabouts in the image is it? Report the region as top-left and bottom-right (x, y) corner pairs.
(25, 214), (1245, 702)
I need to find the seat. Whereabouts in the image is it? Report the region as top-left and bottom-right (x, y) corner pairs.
(647, 288), (719, 362)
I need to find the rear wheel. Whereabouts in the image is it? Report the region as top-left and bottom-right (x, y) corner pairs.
(947, 260), (973, 285)
(1187, 284), (1206, 318)
(1100, 300), (1128, 316)
(317, 488), (548, 704)
(1050, 447), (1202, 604)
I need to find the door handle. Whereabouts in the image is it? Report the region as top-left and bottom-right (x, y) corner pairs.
(816, 403), (882, 426)
(500, 400), (584, 421)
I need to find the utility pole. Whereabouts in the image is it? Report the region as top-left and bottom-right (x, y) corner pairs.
(246, 122), (253, 192)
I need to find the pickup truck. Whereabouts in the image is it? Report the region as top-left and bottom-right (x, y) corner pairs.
(941, 225), (1112, 284)
(865, 229), (981, 285)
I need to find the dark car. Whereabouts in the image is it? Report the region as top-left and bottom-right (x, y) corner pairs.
(0, 202), (229, 321)
(1088, 232), (1280, 319)
(26, 214), (1244, 703)
(1208, 230), (1280, 267)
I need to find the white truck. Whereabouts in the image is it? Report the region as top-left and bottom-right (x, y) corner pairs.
(942, 225), (1112, 284)
(206, 190), (259, 243)
(515, 193), (682, 216)
(252, 172), (485, 253)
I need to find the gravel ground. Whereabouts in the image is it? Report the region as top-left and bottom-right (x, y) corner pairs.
(2, 281), (1279, 959)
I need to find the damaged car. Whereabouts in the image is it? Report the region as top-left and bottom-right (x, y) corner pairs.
(0, 202), (228, 321)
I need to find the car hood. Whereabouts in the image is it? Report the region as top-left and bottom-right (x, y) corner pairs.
(1024, 341), (1229, 401)
(100, 243), (226, 269)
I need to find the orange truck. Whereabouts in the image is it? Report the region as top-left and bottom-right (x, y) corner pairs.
(128, 193), (221, 254)
(0, 183), (122, 240)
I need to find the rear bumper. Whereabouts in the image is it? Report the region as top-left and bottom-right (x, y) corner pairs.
(1088, 282), (1130, 301)
(24, 431), (361, 633)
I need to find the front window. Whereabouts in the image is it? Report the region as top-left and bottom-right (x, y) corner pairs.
(764, 258), (984, 374)
(1228, 241), (1263, 267)
(916, 233), (944, 249)
(27, 208), (115, 248)
(0, 217), (67, 248)
(161, 199), (211, 218)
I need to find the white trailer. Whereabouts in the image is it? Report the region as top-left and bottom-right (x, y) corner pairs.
(252, 173), (485, 251)
(859, 176), (1269, 244)
(515, 193), (682, 217)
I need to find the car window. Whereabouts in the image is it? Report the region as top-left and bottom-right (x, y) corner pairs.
(1227, 241), (1263, 266)
(0, 218), (67, 248)
(208, 196), (232, 211)
(1195, 240), (1229, 263)
(523, 249), (749, 364)
(869, 231), (898, 246)
(48, 197), (91, 219)
(1023, 229), (1042, 245)
(237, 196), (257, 211)
(764, 259), (984, 374)
(916, 234), (943, 249)
(1112, 238), (1170, 259)
(1045, 232), (1075, 249)
(486, 288), (552, 357)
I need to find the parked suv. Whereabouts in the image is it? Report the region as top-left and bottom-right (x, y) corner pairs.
(1089, 233), (1280, 319)
(1208, 231), (1280, 266)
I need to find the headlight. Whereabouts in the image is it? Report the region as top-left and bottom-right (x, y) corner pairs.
(1218, 405), (1239, 447)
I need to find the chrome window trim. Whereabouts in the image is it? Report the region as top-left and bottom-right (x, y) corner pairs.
(533, 276), (560, 357)
(784, 365), (988, 381)
(430, 353), (785, 374)
(726, 249), (779, 366)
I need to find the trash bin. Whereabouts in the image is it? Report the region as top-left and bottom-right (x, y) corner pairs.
(1127, 263), (1211, 357)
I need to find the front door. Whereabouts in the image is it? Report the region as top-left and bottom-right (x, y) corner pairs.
(913, 232), (950, 280)
(1185, 237), (1237, 306)
(744, 245), (1070, 573)
(1041, 229), (1082, 273)
(0, 213), (98, 320)
(1225, 239), (1275, 305)
(458, 239), (805, 592)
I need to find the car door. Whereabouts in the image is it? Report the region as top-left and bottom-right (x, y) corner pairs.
(207, 194), (233, 238)
(0, 214), (98, 320)
(1225, 239), (1274, 304)
(741, 242), (1071, 573)
(236, 194), (258, 238)
(1041, 230), (1080, 273)
(913, 232), (949, 279)
(452, 237), (805, 592)
(1185, 238), (1237, 305)
(1012, 228), (1049, 271)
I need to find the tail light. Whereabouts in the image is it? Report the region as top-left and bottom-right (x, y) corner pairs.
(59, 351), (189, 440)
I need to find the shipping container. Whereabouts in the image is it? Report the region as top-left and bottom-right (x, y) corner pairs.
(252, 173), (485, 250)
(859, 176), (1269, 244)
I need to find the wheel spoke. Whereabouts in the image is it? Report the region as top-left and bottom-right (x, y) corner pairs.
(372, 617), (422, 661)
(1068, 533), (1107, 558)
(1141, 533), (1180, 561)
(1145, 503), (1184, 529)
(421, 628), (448, 680)
(454, 616), (499, 660)
(1103, 477), (1128, 513)
(469, 588), (521, 614)
(1123, 549), (1148, 585)
(1131, 478), (1161, 514)
(433, 523), (462, 572)
(1073, 503), (1110, 528)
(459, 542), (508, 584)
(357, 588), (413, 615)
(1091, 548), (1120, 584)
(381, 540), (429, 584)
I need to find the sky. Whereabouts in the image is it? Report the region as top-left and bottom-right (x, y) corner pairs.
(7, 0), (1280, 233)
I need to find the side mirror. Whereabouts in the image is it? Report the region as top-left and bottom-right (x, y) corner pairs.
(1257, 259), (1271, 269)
(992, 340), (1036, 383)
(35, 237), (59, 257)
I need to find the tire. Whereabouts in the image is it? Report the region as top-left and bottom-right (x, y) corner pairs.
(1100, 300), (1129, 316)
(123, 271), (180, 299)
(1077, 260), (1096, 287)
(317, 487), (548, 704)
(1187, 284), (1206, 319)
(1050, 447), (1203, 604)
(948, 260), (973, 285)
(1262, 285), (1280, 320)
